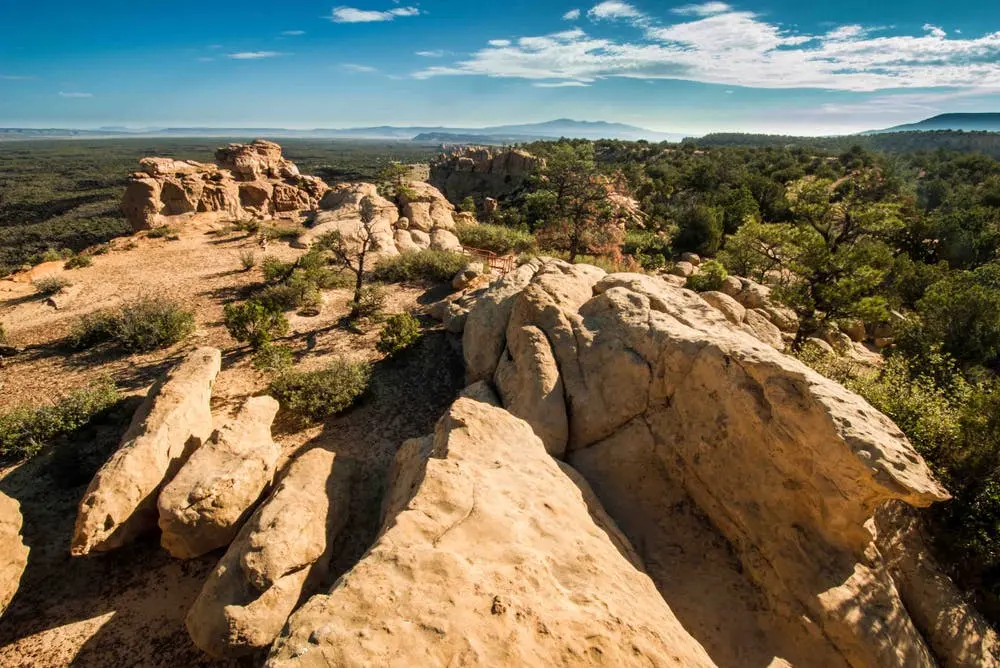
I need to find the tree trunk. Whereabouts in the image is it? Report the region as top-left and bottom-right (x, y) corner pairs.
(351, 249), (366, 319)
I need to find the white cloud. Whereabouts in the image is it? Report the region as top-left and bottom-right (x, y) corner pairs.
(563, 8), (581, 20)
(588, 1), (643, 20)
(413, 8), (1000, 92)
(342, 63), (379, 73)
(197, 57), (215, 62)
(330, 6), (420, 23)
(533, 81), (591, 87)
(672, 2), (731, 16)
(58, 91), (93, 98)
(1, 74), (34, 80)
(281, 30), (306, 36)
(416, 50), (445, 57)
(229, 51), (285, 59)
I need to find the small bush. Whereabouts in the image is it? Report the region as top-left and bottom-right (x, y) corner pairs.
(377, 313), (422, 356)
(91, 243), (110, 256)
(269, 359), (371, 421)
(236, 219), (262, 236)
(261, 256), (295, 283)
(263, 222), (307, 241)
(69, 296), (195, 352)
(31, 248), (72, 264)
(239, 249), (257, 271)
(460, 196), (476, 213)
(0, 377), (120, 461)
(64, 254), (93, 270)
(33, 275), (72, 295)
(373, 250), (468, 284)
(349, 285), (386, 320)
(455, 223), (536, 255)
(252, 344), (294, 372)
(623, 230), (670, 271)
(147, 226), (174, 239)
(224, 300), (290, 349)
(0, 322), (6, 345)
(256, 271), (322, 312)
(686, 260), (729, 292)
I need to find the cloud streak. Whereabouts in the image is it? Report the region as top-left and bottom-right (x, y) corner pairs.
(228, 51), (285, 59)
(330, 6), (420, 23)
(58, 91), (93, 98)
(414, 5), (1000, 92)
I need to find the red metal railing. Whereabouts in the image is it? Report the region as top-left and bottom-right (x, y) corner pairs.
(462, 246), (516, 274)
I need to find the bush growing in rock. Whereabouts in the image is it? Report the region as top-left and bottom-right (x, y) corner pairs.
(349, 284), (386, 320)
(238, 249), (257, 271)
(261, 256), (295, 283)
(685, 260), (729, 292)
(69, 296), (195, 351)
(455, 223), (536, 255)
(224, 300), (289, 349)
(373, 249), (468, 284)
(0, 377), (120, 461)
(269, 359), (370, 421)
(64, 254), (92, 270)
(377, 313), (422, 356)
(252, 344), (294, 372)
(33, 275), (72, 295)
(147, 226), (174, 239)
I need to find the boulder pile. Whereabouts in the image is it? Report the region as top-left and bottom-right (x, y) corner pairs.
(429, 146), (542, 205)
(121, 140), (329, 231)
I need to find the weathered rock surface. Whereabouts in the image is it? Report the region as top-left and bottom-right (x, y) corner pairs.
(121, 141), (327, 231)
(71, 348), (221, 556)
(296, 185), (398, 255)
(743, 307), (786, 350)
(266, 395), (716, 668)
(397, 180), (457, 232)
(429, 146), (542, 205)
(158, 396), (280, 559)
(0, 491), (29, 617)
(700, 290), (745, 325)
(462, 259), (953, 667)
(186, 448), (350, 658)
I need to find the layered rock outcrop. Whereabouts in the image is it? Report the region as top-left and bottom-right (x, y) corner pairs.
(71, 347), (221, 555)
(429, 146), (541, 205)
(187, 448), (350, 658)
(267, 393), (717, 667)
(158, 396), (280, 559)
(457, 259), (958, 667)
(0, 491), (29, 617)
(121, 140), (328, 230)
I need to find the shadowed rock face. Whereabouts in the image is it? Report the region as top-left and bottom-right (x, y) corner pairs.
(267, 394), (717, 668)
(460, 259), (955, 667)
(429, 146), (542, 204)
(71, 347), (222, 556)
(0, 491), (29, 617)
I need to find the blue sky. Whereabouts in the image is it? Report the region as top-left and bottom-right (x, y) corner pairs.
(1, 0), (999, 135)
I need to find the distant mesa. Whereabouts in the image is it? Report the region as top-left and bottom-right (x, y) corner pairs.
(869, 113), (1000, 134)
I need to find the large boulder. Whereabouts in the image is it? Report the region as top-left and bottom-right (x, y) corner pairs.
(121, 175), (163, 231)
(297, 183), (399, 250)
(0, 491), (29, 617)
(186, 448), (350, 658)
(139, 157), (210, 177)
(215, 139), (294, 182)
(158, 396), (281, 559)
(462, 260), (953, 667)
(266, 395), (716, 667)
(429, 146), (542, 204)
(71, 348), (222, 556)
(700, 290), (745, 325)
(398, 181), (456, 232)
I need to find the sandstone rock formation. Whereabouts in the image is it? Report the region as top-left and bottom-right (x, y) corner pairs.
(429, 146), (542, 205)
(459, 259), (956, 667)
(186, 448), (350, 658)
(121, 140), (328, 231)
(158, 396), (281, 559)
(0, 491), (29, 617)
(266, 394), (717, 667)
(71, 348), (221, 555)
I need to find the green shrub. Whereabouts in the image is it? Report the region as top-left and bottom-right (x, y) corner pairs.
(239, 249), (257, 271)
(236, 219), (261, 236)
(263, 222), (307, 241)
(0, 322), (6, 345)
(0, 377), (120, 461)
(297, 249), (351, 289)
(64, 254), (92, 270)
(623, 230), (670, 270)
(91, 244), (110, 256)
(349, 285), (386, 320)
(455, 223), (536, 255)
(460, 196), (476, 213)
(373, 250), (468, 284)
(256, 271), (322, 312)
(69, 296), (195, 351)
(269, 359), (371, 421)
(252, 344), (294, 372)
(224, 300), (290, 349)
(377, 313), (422, 356)
(31, 248), (72, 264)
(33, 275), (72, 295)
(261, 256), (295, 283)
(685, 260), (729, 292)
(147, 226), (174, 239)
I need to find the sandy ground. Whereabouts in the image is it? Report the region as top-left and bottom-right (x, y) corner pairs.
(0, 219), (465, 666)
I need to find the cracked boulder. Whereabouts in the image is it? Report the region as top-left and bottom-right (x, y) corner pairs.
(71, 348), (221, 556)
(158, 396), (281, 559)
(266, 394), (715, 667)
(186, 448), (350, 658)
(0, 491), (29, 617)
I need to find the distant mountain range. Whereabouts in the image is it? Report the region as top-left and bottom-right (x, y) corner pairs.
(869, 113), (1000, 134)
(0, 119), (683, 142)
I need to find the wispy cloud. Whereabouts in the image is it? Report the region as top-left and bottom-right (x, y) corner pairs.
(330, 6), (420, 23)
(414, 5), (1000, 93)
(563, 8), (581, 20)
(197, 57), (215, 62)
(416, 50), (445, 57)
(281, 30), (306, 36)
(533, 81), (590, 87)
(342, 63), (379, 73)
(1, 74), (34, 81)
(228, 51), (285, 59)
(58, 91), (93, 98)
